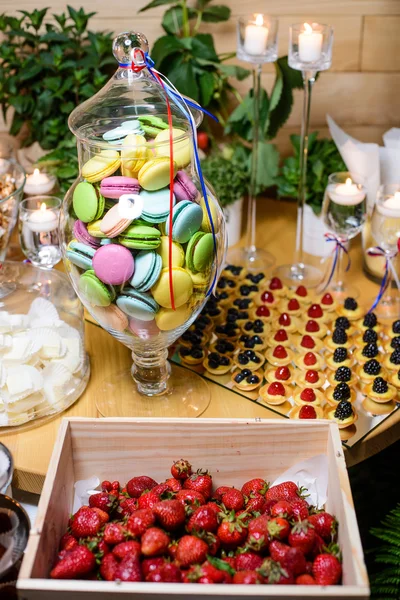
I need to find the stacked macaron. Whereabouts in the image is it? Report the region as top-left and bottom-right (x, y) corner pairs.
(66, 117), (218, 336)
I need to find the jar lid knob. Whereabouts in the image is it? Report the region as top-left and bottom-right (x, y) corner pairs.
(112, 32), (149, 67)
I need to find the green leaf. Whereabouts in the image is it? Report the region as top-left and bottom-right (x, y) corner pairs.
(162, 6), (184, 34)
(253, 142), (279, 193)
(217, 63), (250, 81)
(151, 35), (183, 67)
(191, 34), (218, 62)
(206, 555), (236, 576)
(202, 5), (231, 22)
(266, 56), (303, 140)
(139, 0), (177, 11)
(269, 67), (283, 113)
(168, 58), (199, 100)
(198, 70), (215, 106)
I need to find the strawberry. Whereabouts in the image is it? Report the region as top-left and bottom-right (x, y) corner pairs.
(245, 493), (266, 513)
(300, 388), (316, 402)
(275, 365), (290, 380)
(309, 533), (325, 559)
(270, 500), (293, 519)
(268, 517), (290, 540)
(295, 285), (307, 297)
(176, 489), (206, 508)
(146, 562), (182, 582)
(202, 531), (221, 556)
(201, 559), (234, 583)
(246, 515), (269, 551)
(256, 305), (270, 317)
(126, 476), (158, 498)
(111, 481), (120, 491)
(279, 313), (291, 326)
(141, 527), (170, 556)
(289, 520), (316, 554)
(266, 482), (300, 503)
(92, 507), (109, 525)
(127, 508), (155, 537)
(269, 277), (283, 290)
(321, 293), (334, 306)
(301, 335), (316, 349)
(273, 345), (287, 359)
(261, 291), (274, 304)
(101, 480), (112, 492)
(296, 573), (317, 584)
(305, 320), (320, 333)
(164, 477), (182, 493)
(233, 570), (263, 584)
(97, 540), (110, 557)
(274, 329), (288, 342)
(116, 554), (142, 581)
(290, 498), (310, 520)
(117, 497), (137, 516)
(176, 535), (209, 567)
(304, 352), (317, 366)
(89, 492), (117, 514)
(100, 553), (119, 581)
(217, 513), (248, 549)
(103, 522), (126, 545)
(50, 545), (95, 579)
(109, 540), (140, 560)
(235, 552), (263, 571)
(197, 131), (209, 151)
(299, 405), (317, 419)
(138, 488), (166, 510)
(152, 499), (186, 531)
(187, 505), (219, 533)
(269, 541), (306, 576)
(70, 507), (101, 538)
(221, 489), (245, 511)
(171, 459), (192, 480)
(259, 558), (295, 584)
(142, 557), (165, 577)
(59, 533), (78, 551)
(313, 553), (342, 585)
(241, 478), (268, 497)
(213, 486), (232, 501)
(207, 501), (224, 515)
(308, 512), (337, 541)
(288, 298), (300, 310)
(267, 381), (285, 396)
(308, 304), (323, 318)
(305, 369), (319, 383)
(183, 470), (213, 500)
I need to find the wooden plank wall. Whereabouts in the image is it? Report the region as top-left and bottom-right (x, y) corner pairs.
(1, 0), (400, 153)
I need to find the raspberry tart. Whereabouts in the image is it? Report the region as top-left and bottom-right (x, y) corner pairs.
(259, 380), (291, 405)
(278, 297), (302, 316)
(316, 292), (337, 312)
(250, 304), (273, 323)
(264, 276), (288, 297)
(294, 351), (325, 371)
(272, 312), (299, 334)
(289, 285), (313, 305)
(264, 364), (294, 384)
(295, 368), (326, 389)
(293, 386), (324, 407)
(305, 303), (329, 324)
(254, 289), (280, 308)
(290, 403), (324, 419)
(293, 334), (324, 353)
(265, 344), (294, 367)
(299, 319), (328, 339)
(266, 328), (292, 348)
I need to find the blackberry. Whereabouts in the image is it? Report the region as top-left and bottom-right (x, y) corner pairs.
(208, 352), (220, 362)
(333, 382), (351, 401)
(372, 377), (388, 394)
(390, 349), (400, 365)
(246, 273), (264, 284)
(207, 307), (220, 317)
(344, 297), (358, 311)
(363, 312), (377, 328)
(227, 279), (236, 289)
(363, 329), (378, 343)
(363, 359), (381, 375)
(332, 328), (347, 345)
(239, 285), (251, 296)
(242, 369), (252, 377)
(225, 264), (242, 276)
(254, 324), (263, 333)
(237, 311), (249, 320)
(392, 319), (400, 334)
(244, 338), (256, 349)
(334, 400), (354, 421)
(390, 336), (400, 349)
(234, 298), (251, 309)
(244, 321), (253, 331)
(234, 372), (245, 383)
(220, 356), (230, 366)
(252, 335), (263, 344)
(238, 353), (249, 365)
(215, 342), (229, 354)
(335, 316), (350, 330)
(362, 343), (379, 358)
(240, 335), (249, 344)
(333, 347), (348, 363)
(180, 346), (191, 357)
(245, 350), (255, 357)
(217, 278), (227, 289)
(247, 374), (260, 384)
(195, 320), (206, 332)
(226, 313), (238, 324)
(249, 285), (258, 292)
(334, 366), (352, 382)
(208, 358), (220, 369)
(191, 347), (203, 359)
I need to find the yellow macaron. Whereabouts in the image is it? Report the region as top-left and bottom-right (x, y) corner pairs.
(154, 128), (191, 169)
(82, 150), (120, 183)
(200, 195), (219, 234)
(152, 267), (193, 308)
(138, 157), (177, 191)
(156, 236), (185, 268)
(121, 133), (147, 175)
(155, 303), (191, 330)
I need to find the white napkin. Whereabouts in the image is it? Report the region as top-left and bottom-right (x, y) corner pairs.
(271, 454), (329, 508)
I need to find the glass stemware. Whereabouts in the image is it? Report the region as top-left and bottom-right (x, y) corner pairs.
(19, 196), (62, 269)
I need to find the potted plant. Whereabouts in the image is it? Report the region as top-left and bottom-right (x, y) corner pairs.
(201, 152), (248, 247)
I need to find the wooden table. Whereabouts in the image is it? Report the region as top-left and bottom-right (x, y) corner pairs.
(2, 198), (400, 494)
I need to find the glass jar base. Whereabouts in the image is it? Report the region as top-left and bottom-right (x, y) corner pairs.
(95, 363), (211, 418)
(274, 262), (323, 288)
(367, 295), (400, 322)
(324, 282), (360, 302)
(226, 246), (275, 272)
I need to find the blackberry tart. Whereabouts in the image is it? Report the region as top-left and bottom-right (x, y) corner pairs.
(234, 349), (265, 372)
(337, 297), (364, 321)
(203, 351), (233, 375)
(327, 365), (358, 388)
(386, 319), (400, 339)
(326, 382), (356, 406)
(326, 399), (357, 428)
(259, 380), (291, 406)
(232, 368), (263, 392)
(383, 335), (400, 353)
(178, 345), (206, 366)
(326, 346), (353, 370)
(364, 376), (396, 403)
(383, 348), (400, 371)
(265, 344), (294, 367)
(357, 358), (387, 384)
(331, 315), (356, 337)
(354, 328), (379, 349)
(294, 350), (325, 371)
(355, 311), (381, 333)
(389, 369), (400, 390)
(353, 342), (380, 365)
(326, 327), (352, 352)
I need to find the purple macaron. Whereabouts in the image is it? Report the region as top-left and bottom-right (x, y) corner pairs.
(100, 176), (140, 200)
(92, 245), (134, 286)
(73, 220), (101, 249)
(171, 171), (198, 202)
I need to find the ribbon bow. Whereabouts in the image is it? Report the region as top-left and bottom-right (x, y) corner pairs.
(321, 233), (351, 291)
(367, 246), (400, 312)
(129, 49), (219, 309)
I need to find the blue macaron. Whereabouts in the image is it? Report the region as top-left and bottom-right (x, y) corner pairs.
(66, 241), (96, 270)
(165, 200), (203, 244)
(116, 288), (159, 321)
(130, 250), (162, 292)
(140, 189), (176, 224)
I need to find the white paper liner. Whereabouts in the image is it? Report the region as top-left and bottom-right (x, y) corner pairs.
(73, 477), (100, 513)
(28, 298), (60, 328)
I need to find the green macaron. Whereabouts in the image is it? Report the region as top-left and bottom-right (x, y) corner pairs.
(73, 181), (104, 223)
(119, 223), (161, 250)
(79, 270), (115, 307)
(185, 231), (214, 273)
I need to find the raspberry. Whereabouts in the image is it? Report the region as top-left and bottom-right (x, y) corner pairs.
(304, 352), (317, 366)
(268, 382), (285, 396)
(299, 405), (317, 419)
(363, 359), (381, 375)
(363, 329), (378, 343)
(362, 343), (379, 358)
(295, 285), (307, 297)
(269, 277), (283, 290)
(335, 316), (350, 330)
(273, 345), (287, 359)
(334, 366), (351, 382)
(333, 347), (347, 363)
(305, 320), (319, 333)
(301, 335), (315, 349)
(390, 349), (400, 365)
(261, 291), (274, 303)
(256, 305), (270, 317)
(334, 400), (353, 421)
(332, 382), (351, 401)
(332, 328), (347, 345)
(275, 366), (290, 380)
(288, 298), (300, 310)
(372, 377), (389, 394)
(308, 304), (323, 318)
(305, 370), (318, 383)
(274, 329), (288, 342)
(300, 388), (316, 402)
(344, 297), (358, 310)
(279, 313), (291, 326)
(392, 320), (400, 334)
(363, 312), (377, 328)
(321, 293), (334, 305)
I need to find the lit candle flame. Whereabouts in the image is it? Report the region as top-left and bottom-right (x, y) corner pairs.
(303, 22), (313, 34)
(255, 14), (264, 26)
(33, 168), (40, 177)
(40, 202), (47, 212)
(345, 178), (353, 186)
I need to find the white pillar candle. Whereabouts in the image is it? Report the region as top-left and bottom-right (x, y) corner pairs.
(378, 191), (400, 217)
(24, 169), (56, 196)
(244, 14), (268, 56)
(329, 178), (366, 206)
(26, 202), (58, 233)
(298, 23), (323, 63)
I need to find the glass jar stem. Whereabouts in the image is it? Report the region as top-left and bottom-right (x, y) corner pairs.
(334, 239), (346, 293)
(245, 63), (262, 257)
(131, 349), (170, 396)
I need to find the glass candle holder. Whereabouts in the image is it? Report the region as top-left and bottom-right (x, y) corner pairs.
(19, 196), (62, 269)
(289, 22), (333, 72)
(24, 168), (57, 196)
(237, 14), (278, 64)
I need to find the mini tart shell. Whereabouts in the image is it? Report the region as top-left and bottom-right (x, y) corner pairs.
(249, 308), (274, 323)
(238, 336), (269, 351)
(304, 309), (331, 324)
(221, 267), (246, 280)
(295, 370), (327, 389)
(272, 317), (300, 334)
(325, 353), (353, 370)
(382, 355), (400, 372)
(362, 397), (397, 415)
(207, 308), (226, 325)
(383, 338), (400, 353)
(325, 407), (358, 428)
(259, 382), (291, 405)
(293, 388), (324, 407)
(336, 305), (365, 321)
(243, 275), (267, 288)
(327, 370), (358, 388)
(354, 333), (380, 350)
(216, 279), (238, 295)
(277, 300), (303, 317)
(179, 349), (206, 366)
(214, 329), (240, 342)
(254, 293), (280, 308)
(289, 404), (324, 419)
(237, 286), (259, 300)
(325, 336), (353, 353)
(264, 366), (294, 384)
(385, 324), (400, 339)
(292, 335), (324, 354)
(202, 357), (233, 375)
(329, 320), (357, 337)
(364, 381), (397, 403)
(353, 347), (381, 366)
(356, 363), (388, 384)
(214, 293), (234, 307)
(325, 386), (357, 407)
(315, 295), (338, 312)
(288, 290), (314, 305)
(266, 333), (292, 348)
(231, 369), (263, 392)
(294, 352), (325, 371)
(265, 347), (295, 367)
(389, 371), (400, 389)
(298, 322), (328, 339)
(234, 351), (265, 372)
(231, 298), (255, 312)
(355, 318), (382, 334)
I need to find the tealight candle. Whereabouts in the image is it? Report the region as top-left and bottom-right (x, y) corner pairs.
(298, 23), (323, 63)
(244, 14), (269, 56)
(24, 169), (56, 196)
(26, 202), (58, 233)
(378, 191), (400, 217)
(329, 177), (366, 206)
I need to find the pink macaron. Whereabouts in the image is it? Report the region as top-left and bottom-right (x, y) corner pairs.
(100, 176), (140, 200)
(129, 317), (160, 340)
(100, 203), (133, 238)
(92, 244), (134, 285)
(171, 171), (198, 202)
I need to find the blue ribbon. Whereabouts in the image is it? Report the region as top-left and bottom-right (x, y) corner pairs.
(367, 247), (393, 312)
(322, 233), (351, 291)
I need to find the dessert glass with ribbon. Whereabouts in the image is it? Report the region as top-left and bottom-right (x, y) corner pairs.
(61, 32), (226, 418)
(320, 172), (367, 300)
(368, 184), (400, 319)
